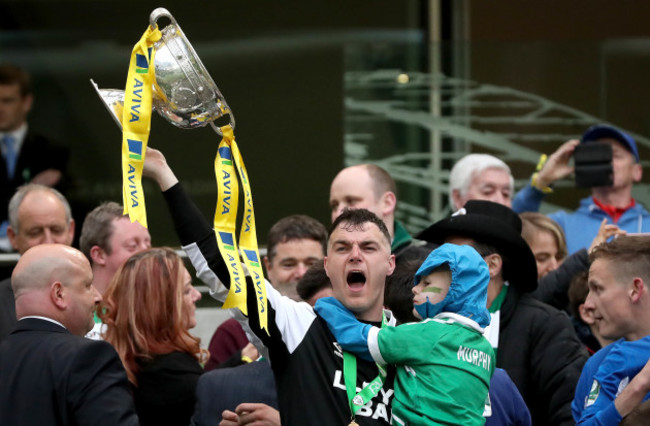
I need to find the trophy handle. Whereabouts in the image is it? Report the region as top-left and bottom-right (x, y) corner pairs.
(209, 122), (224, 136)
(149, 7), (176, 30)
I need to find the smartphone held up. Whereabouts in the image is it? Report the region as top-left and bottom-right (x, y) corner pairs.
(573, 143), (613, 188)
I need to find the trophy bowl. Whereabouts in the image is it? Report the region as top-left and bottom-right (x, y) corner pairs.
(92, 7), (235, 134)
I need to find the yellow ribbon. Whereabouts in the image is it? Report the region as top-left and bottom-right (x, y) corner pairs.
(214, 125), (268, 334)
(121, 25), (161, 228)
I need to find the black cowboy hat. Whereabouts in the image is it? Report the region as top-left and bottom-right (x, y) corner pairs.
(417, 200), (537, 292)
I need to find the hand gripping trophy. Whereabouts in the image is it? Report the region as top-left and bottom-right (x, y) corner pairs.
(91, 8), (268, 333)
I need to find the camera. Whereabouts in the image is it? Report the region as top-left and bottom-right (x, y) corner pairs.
(573, 143), (613, 188)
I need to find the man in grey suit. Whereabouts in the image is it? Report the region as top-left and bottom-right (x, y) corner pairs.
(0, 243), (138, 426)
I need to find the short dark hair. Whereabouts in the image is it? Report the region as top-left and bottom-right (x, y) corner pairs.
(469, 241), (499, 257)
(589, 235), (650, 284)
(328, 208), (391, 247)
(463, 240), (512, 282)
(79, 202), (125, 262)
(267, 215), (327, 262)
(385, 256), (428, 324)
(296, 260), (330, 301)
(568, 270), (589, 319)
(0, 64), (32, 97)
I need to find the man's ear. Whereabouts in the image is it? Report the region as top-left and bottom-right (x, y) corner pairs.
(483, 253), (503, 280)
(380, 191), (397, 217)
(630, 277), (646, 303)
(578, 303), (596, 326)
(89, 245), (107, 267)
(386, 254), (396, 276)
(323, 256), (330, 278)
(263, 256), (272, 272)
(66, 219), (76, 246)
(22, 94), (34, 115)
(6, 226), (18, 251)
(50, 281), (66, 310)
(451, 189), (463, 212)
(633, 163), (643, 183)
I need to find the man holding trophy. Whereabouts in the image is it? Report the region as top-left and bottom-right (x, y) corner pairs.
(93, 8), (398, 425)
(145, 147), (398, 425)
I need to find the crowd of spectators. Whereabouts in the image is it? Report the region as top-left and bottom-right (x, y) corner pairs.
(1, 63), (650, 425)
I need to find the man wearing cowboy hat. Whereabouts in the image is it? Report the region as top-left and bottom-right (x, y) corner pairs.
(418, 200), (588, 426)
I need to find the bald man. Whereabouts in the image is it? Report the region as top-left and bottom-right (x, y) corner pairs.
(0, 244), (138, 426)
(329, 164), (431, 263)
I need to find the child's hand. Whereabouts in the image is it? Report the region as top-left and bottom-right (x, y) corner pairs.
(314, 297), (374, 361)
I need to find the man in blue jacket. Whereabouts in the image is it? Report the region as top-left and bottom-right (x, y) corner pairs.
(512, 124), (648, 254)
(572, 235), (650, 424)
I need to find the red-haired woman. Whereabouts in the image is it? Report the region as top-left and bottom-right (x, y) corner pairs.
(100, 247), (205, 426)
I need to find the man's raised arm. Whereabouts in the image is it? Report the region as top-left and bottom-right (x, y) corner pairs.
(143, 148), (230, 295)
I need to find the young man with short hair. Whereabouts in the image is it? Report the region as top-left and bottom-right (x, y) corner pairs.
(79, 201), (151, 295)
(572, 235), (650, 424)
(316, 243), (495, 425)
(263, 214), (327, 301)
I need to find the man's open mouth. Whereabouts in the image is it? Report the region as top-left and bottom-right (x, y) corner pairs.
(347, 271), (366, 291)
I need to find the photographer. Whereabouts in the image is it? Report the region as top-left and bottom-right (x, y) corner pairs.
(512, 124), (648, 254)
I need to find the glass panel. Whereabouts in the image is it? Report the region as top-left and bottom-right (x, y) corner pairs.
(344, 40), (650, 233)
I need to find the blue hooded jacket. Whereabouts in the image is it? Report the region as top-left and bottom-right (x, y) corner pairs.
(414, 243), (491, 328)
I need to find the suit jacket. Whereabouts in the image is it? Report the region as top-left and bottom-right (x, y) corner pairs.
(0, 277), (16, 342)
(0, 318), (139, 426)
(0, 131), (69, 223)
(191, 360), (278, 426)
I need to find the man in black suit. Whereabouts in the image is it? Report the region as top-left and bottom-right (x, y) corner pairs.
(0, 243), (138, 426)
(0, 183), (75, 341)
(0, 64), (69, 250)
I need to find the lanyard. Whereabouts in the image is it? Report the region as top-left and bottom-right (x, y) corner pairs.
(343, 313), (388, 423)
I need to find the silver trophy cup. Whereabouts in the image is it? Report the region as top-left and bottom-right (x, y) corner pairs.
(91, 7), (235, 135)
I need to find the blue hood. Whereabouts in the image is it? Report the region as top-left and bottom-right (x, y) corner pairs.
(414, 243), (491, 328)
